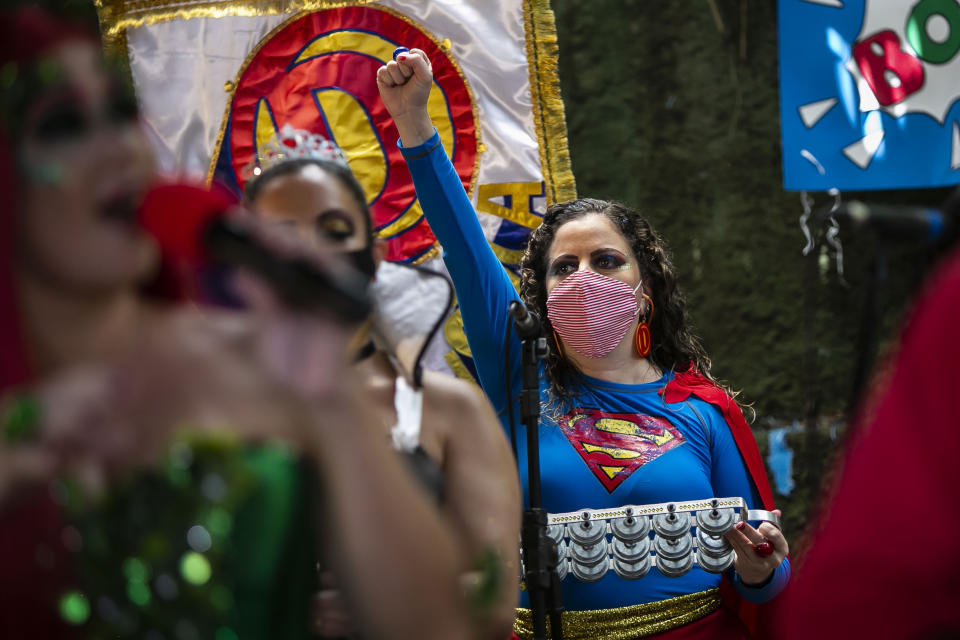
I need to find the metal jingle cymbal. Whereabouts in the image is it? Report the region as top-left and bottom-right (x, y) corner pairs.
(652, 511), (691, 538)
(655, 551), (695, 578)
(610, 511), (651, 541)
(611, 535), (650, 563)
(570, 557), (609, 582)
(696, 507), (736, 536)
(696, 548), (734, 574)
(654, 534), (693, 561)
(546, 523), (566, 545)
(696, 528), (733, 557)
(556, 557), (569, 581)
(612, 554), (651, 580)
(569, 538), (608, 565)
(568, 514), (606, 545)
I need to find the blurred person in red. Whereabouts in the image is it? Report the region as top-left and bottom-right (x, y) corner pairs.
(0, 7), (505, 639)
(778, 246), (960, 638)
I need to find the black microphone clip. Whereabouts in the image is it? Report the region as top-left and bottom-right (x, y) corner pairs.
(508, 300), (541, 339)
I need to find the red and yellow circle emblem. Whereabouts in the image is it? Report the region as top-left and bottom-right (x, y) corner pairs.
(224, 6), (478, 262)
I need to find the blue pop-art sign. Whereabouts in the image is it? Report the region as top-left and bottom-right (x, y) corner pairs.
(779, 0), (960, 191)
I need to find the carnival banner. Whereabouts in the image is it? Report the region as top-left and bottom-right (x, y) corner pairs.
(94, 0), (575, 378)
(779, 0), (960, 191)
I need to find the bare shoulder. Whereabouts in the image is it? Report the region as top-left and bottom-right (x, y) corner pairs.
(419, 370), (510, 452)
(421, 370), (492, 418)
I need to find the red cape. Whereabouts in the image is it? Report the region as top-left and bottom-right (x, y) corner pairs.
(662, 370), (776, 510)
(662, 369), (779, 639)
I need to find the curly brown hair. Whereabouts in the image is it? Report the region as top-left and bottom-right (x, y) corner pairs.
(519, 198), (714, 403)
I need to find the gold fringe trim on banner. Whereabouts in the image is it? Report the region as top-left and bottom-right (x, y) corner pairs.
(522, 0), (576, 204)
(101, 28), (133, 85)
(513, 588), (722, 640)
(94, 0), (379, 48)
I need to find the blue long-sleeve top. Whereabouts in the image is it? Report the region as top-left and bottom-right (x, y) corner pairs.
(400, 130), (789, 611)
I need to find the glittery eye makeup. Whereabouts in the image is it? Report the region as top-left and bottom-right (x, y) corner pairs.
(316, 210), (355, 243)
(548, 248), (630, 277)
(593, 252), (628, 271)
(587, 247), (629, 272)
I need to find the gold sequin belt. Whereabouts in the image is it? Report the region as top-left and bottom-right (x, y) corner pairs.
(512, 588), (722, 640)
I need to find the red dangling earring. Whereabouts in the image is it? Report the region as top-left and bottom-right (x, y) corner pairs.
(635, 294), (654, 358)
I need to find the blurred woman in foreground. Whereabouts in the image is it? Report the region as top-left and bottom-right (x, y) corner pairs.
(0, 8), (492, 639)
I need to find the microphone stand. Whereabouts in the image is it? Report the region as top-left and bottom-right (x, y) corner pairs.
(508, 301), (564, 640)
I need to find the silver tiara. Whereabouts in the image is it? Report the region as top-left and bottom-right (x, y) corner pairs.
(243, 124), (348, 181)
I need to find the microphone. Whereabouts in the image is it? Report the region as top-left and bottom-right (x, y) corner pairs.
(139, 182), (371, 323)
(832, 201), (952, 243)
(508, 300), (541, 338)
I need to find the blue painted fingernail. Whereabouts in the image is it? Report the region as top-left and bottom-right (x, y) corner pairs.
(392, 47), (409, 61)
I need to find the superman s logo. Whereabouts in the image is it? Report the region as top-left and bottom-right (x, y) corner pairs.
(559, 409), (686, 493)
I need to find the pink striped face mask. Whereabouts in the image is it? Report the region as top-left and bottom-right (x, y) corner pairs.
(546, 269), (642, 359)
